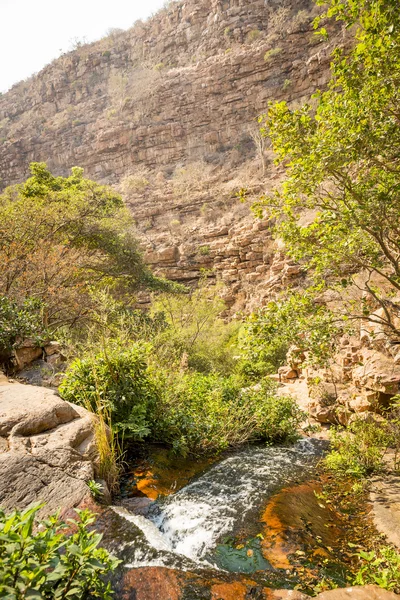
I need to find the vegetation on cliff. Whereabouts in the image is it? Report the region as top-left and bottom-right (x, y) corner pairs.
(255, 0), (400, 338)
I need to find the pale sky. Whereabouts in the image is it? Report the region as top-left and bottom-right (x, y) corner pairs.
(0, 0), (167, 92)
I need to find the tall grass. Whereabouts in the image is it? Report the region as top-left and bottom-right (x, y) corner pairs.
(82, 367), (123, 495)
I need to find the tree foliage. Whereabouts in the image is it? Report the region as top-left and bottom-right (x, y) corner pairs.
(0, 296), (45, 358)
(256, 0), (400, 336)
(239, 292), (342, 377)
(0, 163), (172, 331)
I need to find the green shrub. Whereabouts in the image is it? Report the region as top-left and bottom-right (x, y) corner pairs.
(150, 284), (240, 375)
(153, 373), (304, 455)
(246, 29), (261, 43)
(198, 245), (211, 256)
(324, 420), (390, 478)
(264, 47), (282, 62)
(0, 296), (45, 358)
(0, 503), (120, 599)
(353, 546), (400, 592)
(239, 293), (342, 379)
(59, 346), (158, 441)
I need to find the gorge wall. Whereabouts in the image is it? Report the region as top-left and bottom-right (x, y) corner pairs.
(0, 0), (345, 312)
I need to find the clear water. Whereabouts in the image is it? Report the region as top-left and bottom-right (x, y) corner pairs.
(112, 438), (325, 571)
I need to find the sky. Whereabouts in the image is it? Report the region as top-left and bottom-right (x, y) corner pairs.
(0, 0), (167, 92)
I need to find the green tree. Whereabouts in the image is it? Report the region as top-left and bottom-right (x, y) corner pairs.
(0, 163), (173, 330)
(255, 0), (400, 338)
(239, 292), (342, 378)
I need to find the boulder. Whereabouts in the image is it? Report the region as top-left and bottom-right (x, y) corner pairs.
(0, 382), (99, 516)
(308, 400), (338, 424)
(13, 339), (43, 370)
(278, 366), (298, 381)
(348, 396), (373, 413)
(352, 349), (400, 396)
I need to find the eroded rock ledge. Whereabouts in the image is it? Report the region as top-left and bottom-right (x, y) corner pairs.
(0, 378), (98, 516)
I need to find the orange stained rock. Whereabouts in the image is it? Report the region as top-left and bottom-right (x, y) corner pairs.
(131, 451), (217, 499)
(260, 491), (293, 570)
(211, 581), (248, 600)
(121, 566), (182, 600)
(134, 474), (161, 500)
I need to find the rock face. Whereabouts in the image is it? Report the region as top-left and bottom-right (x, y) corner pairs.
(0, 381), (98, 515)
(0, 0), (346, 312)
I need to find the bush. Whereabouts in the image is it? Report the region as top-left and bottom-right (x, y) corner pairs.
(150, 284), (240, 375)
(353, 546), (400, 593)
(59, 346), (158, 441)
(264, 47), (282, 62)
(198, 245), (211, 256)
(0, 296), (45, 358)
(246, 29), (261, 43)
(239, 293), (342, 379)
(324, 420), (391, 478)
(153, 373), (304, 455)
(0, 503), (119, 599)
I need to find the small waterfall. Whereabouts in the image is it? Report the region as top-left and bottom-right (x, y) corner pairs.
(113, 438), (325, 571)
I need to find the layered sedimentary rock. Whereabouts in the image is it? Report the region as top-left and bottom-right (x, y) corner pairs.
(0, 0), (345, 311)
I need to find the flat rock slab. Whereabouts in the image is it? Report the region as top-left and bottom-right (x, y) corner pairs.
(273, 586), (398, 599)
(0, 382), (99, 516)
(316, 586), (398, 599)
(370, 473), (400, 549)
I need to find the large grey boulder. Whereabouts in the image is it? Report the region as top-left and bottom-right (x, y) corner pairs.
(0, 381), (99, 516)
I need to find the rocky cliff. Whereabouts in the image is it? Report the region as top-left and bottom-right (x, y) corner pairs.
(0, 0), (345, 311)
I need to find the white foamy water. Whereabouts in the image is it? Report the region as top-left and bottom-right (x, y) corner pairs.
(113, 438), (324, 570)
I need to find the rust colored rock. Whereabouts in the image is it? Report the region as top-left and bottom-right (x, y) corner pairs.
(211, 581), (248, 599)
(121, 567), (182, 600)
(271, 591), (309, 599)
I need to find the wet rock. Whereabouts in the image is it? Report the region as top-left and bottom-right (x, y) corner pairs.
(119, 567), (181, 600)
(0, 382), (99, 516)
(119, 496), (154, 515)
(211, 581), (248, 599)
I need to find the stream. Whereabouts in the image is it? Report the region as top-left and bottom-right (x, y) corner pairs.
(96, 438), (374, 599)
